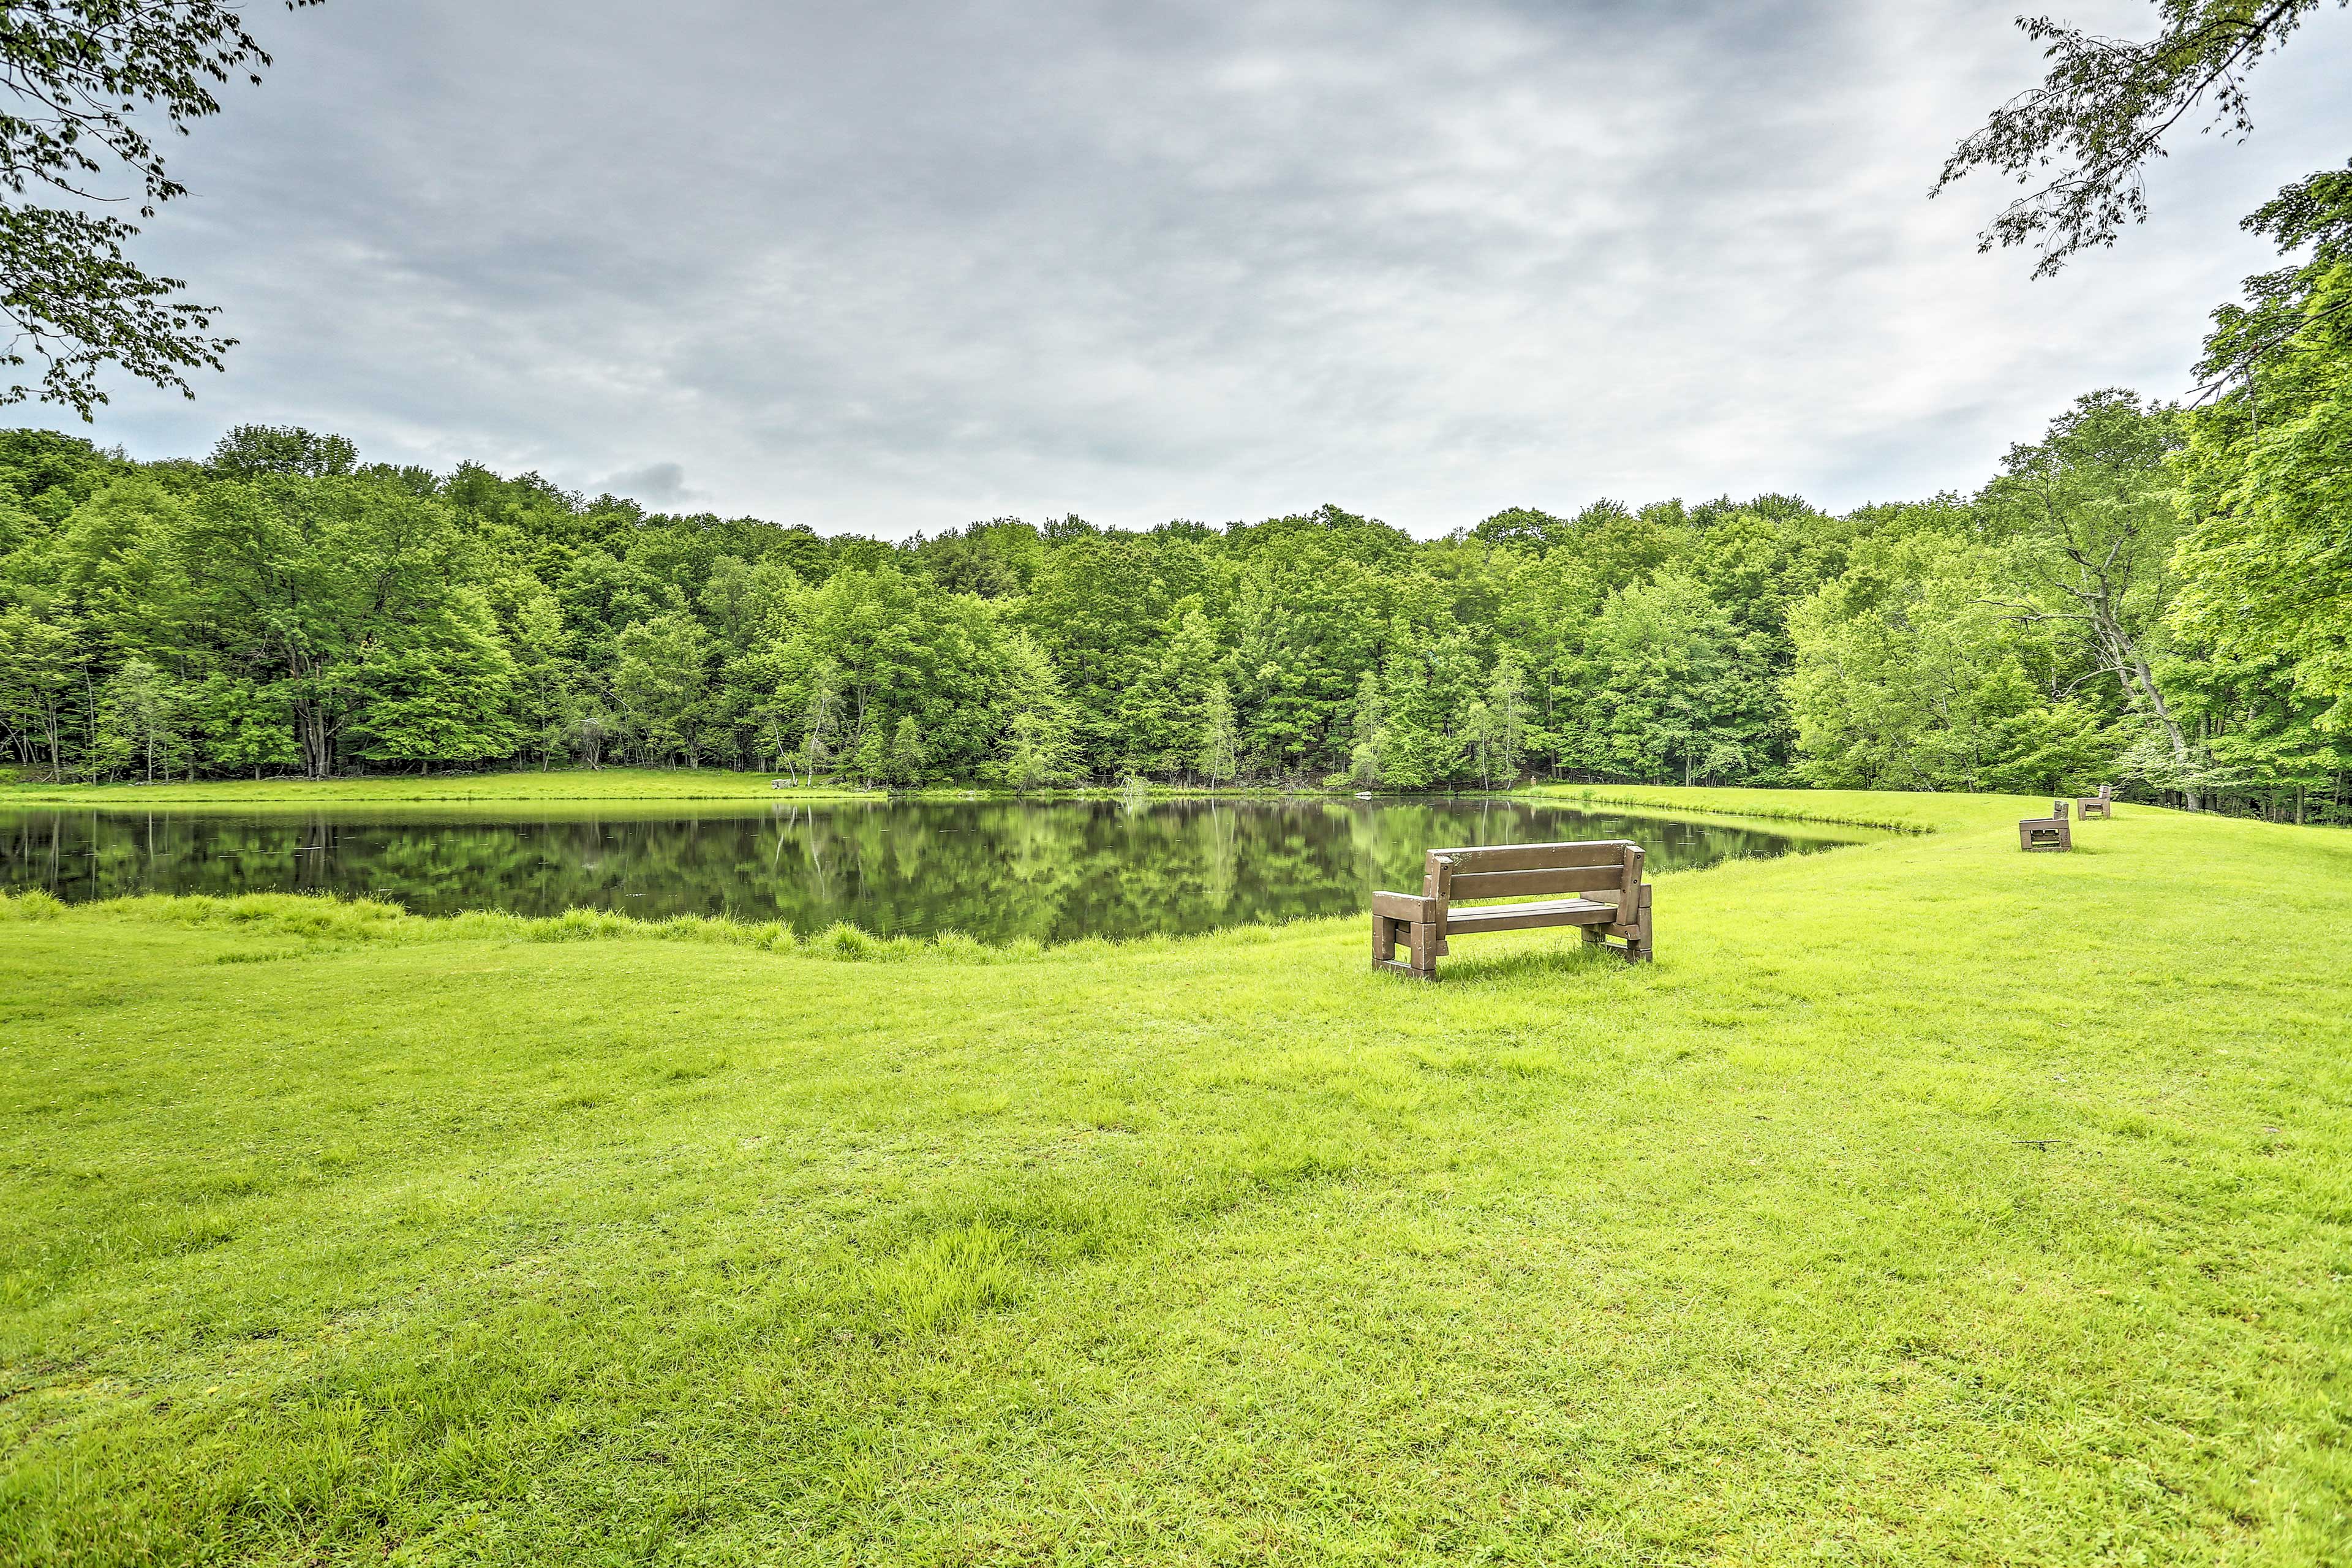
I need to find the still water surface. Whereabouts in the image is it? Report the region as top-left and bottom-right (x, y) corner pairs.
(1, 797), (1868, 944)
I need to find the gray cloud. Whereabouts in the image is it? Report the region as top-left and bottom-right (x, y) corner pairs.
(593, 462), (695, 510)
(21, 0), (2352, 532)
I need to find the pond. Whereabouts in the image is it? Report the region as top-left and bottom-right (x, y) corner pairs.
(0, 797), (1873, 945)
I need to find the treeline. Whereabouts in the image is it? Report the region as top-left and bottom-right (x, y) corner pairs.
(0, 262), (2346, 820)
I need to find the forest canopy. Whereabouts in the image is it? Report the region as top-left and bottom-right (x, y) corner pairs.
(0, 378), (2344, 823)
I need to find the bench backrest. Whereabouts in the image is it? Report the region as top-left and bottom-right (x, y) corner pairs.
(1427, 839), (1643, 907)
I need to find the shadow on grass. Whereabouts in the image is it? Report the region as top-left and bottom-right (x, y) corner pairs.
(1389, 939), (1629, 987)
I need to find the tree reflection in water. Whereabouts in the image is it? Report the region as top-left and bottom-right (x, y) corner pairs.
(0, 798), (1872, 944)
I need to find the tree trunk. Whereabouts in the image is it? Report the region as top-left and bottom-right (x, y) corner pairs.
(81, 670), (99, 783)
(2106, 630), (2198, 811)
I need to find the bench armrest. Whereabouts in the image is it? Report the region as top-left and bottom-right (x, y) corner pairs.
(1372, 891), (1441, 924)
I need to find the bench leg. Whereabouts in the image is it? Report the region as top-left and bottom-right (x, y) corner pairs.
(1407, 921), (1439, 981)
(1593, 886), (1653, 963)
(1626, 883), (1654, 963)
(1371, 914), (1434, 979)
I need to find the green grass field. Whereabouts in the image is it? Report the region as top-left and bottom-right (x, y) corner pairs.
(4, 789), (2348, 1564)
(0, 767), (868, 805)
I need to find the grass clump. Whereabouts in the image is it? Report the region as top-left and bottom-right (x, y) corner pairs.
(861, 1221), (1026, 1338)
(3, 789), (2350, 1563)
(0, 888), (64, 919)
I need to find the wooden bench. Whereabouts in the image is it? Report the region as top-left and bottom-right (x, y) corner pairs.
(1372, 839), (1653, 980)
(2076, 783), (2113, 820)
(2018, 799), (2071, 852)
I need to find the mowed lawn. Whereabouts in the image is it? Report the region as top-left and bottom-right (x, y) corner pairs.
(2, 791), (2348, 1565)
(0, 766), (860, 806)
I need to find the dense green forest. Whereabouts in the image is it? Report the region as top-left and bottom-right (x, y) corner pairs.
(1, 255), (2346, 821)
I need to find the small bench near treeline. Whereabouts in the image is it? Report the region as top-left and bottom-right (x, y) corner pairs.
(2019, 799), (2072, 852)
(1373, 839), (1653, 980)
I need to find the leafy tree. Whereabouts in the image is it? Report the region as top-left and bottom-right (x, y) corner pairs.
(1789, 533), (2121, 793)
(2173, 261), (2352, 741)
(1469, 506), (1572, 552)
(787, 657), (842, 784)
(1346, 666), (1385, 787)
(349, 591), (519, 771)
(92, 654), (182, 779)
(911, 518), (1041, 598)
(1019, 532), (1185, 768)
(1975, 673), (2114, 795)
(1572, 577), (1770, 786)
(2157, 644), (2352, 818)
(1115, 597), (1219, 777)
(1480, 651), (1529, 785)
(187, 671), (295, 777)
(206, 424), (358, 479)
(1980, 391), (2199, 801)
(166, 475), (492, 777)
(568, 700), (612, 771)
(507, 586), (575, 769)
(886, 714), (926, 786)
(2193, 161), (2352, 399)
(1, 0), (325, 415)
(851, 718), (887, 785)
(0, 604), (76, 771)
(1366, 620), (1476, 790)
(51, 475), (184, 660)
(769, 566), (999, 778)
(1197, 676), (1239, 787)
(0, 405), (2339, 818)
(1227, 531), (1389, 776)
(612, 611), (711, 765)
(995, 631), (1079, 791)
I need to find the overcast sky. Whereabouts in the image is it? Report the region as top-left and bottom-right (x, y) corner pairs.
(20, 0), (2352, 535)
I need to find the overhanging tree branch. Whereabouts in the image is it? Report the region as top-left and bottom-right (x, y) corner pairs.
(0, 1), (323, 415)
(1933, 0), (2345, 277)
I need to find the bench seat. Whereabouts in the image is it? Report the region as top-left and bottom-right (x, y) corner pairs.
(1442, 897), (1619, 933)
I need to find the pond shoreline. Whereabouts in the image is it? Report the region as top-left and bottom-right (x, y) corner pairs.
(0, 793), (1875, 944)
(7, 766), (1950, 830)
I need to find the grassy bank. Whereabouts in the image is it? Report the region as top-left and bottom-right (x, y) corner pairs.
(1529, 783), (2022, 834)
(4, 790), (2348, 1564)
(0, 767), (869, 805)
